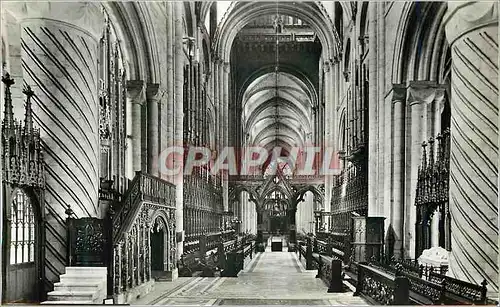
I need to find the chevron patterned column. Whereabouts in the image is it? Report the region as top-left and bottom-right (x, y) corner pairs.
(444, 2), (498, 294)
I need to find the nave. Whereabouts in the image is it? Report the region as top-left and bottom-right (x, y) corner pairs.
(133, 237), (368, 306)
(1, 1), (498, 305)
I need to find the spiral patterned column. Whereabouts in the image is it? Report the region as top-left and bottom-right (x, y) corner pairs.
(14, 2), (103, 218)
(444, 2), (498, 293)
(5, 1), (104, 291)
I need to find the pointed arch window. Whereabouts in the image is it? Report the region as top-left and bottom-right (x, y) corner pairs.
(10, 189), (35, 264)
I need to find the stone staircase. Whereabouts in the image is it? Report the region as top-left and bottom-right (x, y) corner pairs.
(41, 267), (107, 305)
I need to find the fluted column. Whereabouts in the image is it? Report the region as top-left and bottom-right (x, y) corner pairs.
(147, 84), (161, 176)
(11, 2), (103, 217)
(127, 81), (146, 174)
(174, 1), (184, 258)
(391, 85), (406, 258)
(444, 2), (498, 294)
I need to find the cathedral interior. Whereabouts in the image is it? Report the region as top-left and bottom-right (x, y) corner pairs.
(1, 1), (499, 305)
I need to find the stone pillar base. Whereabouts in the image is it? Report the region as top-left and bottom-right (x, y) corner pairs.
(152, 268), (178, 281)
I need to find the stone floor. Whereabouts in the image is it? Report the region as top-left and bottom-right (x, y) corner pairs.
(132, 240), (368, 306)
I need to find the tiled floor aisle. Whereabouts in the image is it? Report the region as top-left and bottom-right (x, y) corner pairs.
(132, 240), (368, 305)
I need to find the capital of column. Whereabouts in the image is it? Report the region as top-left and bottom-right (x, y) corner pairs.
(391, 84), (407, 104)
(323, 61), (332, 72)
(5, 2), (104, 41)
(126, 80), (146, 105)
(213, 56), (224, 66)
(223, 62), (230, 73)
(444, 2), (498, 46)
(407, 81), (442, 106)
(146, 83), (165, 103)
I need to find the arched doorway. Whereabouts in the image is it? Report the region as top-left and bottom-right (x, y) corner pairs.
(2, 188), (43, 303)
(150, 216), (169, 280)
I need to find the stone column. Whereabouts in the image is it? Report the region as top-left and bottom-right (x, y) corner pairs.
(147, 83), (161, 176)
(10, 2), (103, 217)
(404, 82), (437, 257)
(367, 1), (379, 217)
(222, 62), (230, 212)
(429, 90), (445, 249)
(323, 61), (332, 229)
(162, 1), (174, 182)
(430, 90), (446, 154)
(218, 60), (224, 154)
(243, 195), (249, 232)
(444, 1), (498, 294)
(166, 0), (174, 151)
(127, 81), (146, 174)
(256, 208), (264, 251)
(390, 85), (406, 258)
(378, 1), (387, 220)
(174, 1), (184, 258)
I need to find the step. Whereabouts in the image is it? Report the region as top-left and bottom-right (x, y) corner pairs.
(41, 300), (93, 305)
(53, 281), (104, 292)
(65, 267), (107, 275)
(47, 290), (96, 302)
(59, 273), (106, 283)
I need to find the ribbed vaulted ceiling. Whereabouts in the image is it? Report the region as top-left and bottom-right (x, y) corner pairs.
(242, 72), (314, 152)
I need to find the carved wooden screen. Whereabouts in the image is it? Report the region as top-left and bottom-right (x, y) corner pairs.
(415, 130), (451, 257)
(98, 12), (128, 195)
(67, 217), (110, 266)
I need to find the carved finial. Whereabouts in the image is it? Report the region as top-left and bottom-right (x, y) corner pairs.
(421, 141), (428, 169)
(428, 137), (435, 166)
(2, 71), (15, 130)
(23, 84), (35, 135)
(65, 204), (74, 218)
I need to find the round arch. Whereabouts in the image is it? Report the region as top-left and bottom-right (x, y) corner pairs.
(213, 2), (340, 62)
(391, 2), (449, 83)
(104, 2), (151, 82)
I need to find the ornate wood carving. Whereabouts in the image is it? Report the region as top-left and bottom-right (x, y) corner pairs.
(67, 217), (109, 266)
(415, 129), (451, 256)
(2, 73), (45, 189)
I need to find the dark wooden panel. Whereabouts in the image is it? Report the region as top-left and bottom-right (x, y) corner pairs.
(7, 263), (37, 303)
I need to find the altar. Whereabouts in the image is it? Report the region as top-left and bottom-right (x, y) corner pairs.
(271, 236), (284, 252)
